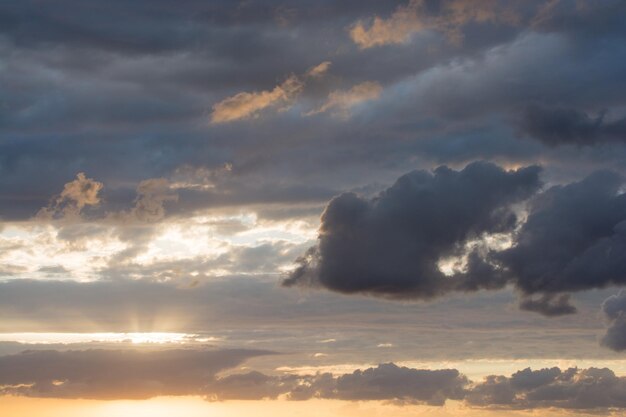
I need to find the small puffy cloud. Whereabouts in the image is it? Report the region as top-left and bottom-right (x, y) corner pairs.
(350, 0), (518, 49)
(601, 291), (626, 352)
(211, 75), (304, 123)
(305, 61), (332, 78)
(37, 173), (103, 220)
(306, 81), (382, 118)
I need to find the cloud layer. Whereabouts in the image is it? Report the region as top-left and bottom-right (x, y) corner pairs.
(2, 351), (626, 411)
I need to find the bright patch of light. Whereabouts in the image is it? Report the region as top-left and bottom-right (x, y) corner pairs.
(0, 333), (221, 345)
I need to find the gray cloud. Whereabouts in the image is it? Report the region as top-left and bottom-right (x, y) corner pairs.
(518, 293), (577, 317)
(496, 171), (626, 297)
(601, 291), (626, 352)
(0, 348), (272, 400)
(466, 366), (626, 410)
(330, 363), (467, 405)
(286, 164), (626, 316)
(520, 105), (626, 146)
(4, 352), (625, 412)
(284, 161), (541, 298)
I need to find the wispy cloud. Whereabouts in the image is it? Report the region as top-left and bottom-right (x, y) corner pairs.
(306, 81), (382, 118)
(37, 173), (103, 220)
(211, 61), (333, 124)
(350, 0), (519, 48)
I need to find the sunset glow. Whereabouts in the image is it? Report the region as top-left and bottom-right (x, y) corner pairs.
(2, 1), (626, 416)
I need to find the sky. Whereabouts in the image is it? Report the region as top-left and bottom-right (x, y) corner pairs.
(1, 0), (626, 416)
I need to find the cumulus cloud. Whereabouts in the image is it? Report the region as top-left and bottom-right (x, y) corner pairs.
(284, 161), (541, 299)
(0, 348), (271, 400)
(286, 163), (626, 316)
(495, 171), (626, 298)
(37, 173), (103, 220)
(306, 81), (383, 118)
(520, 105), (626, 146)
(467, 366), (626, 410)
(349, 0), (520, 49)
(330, 363), (467, 405)
(4, 352), (626, 412)
(234, 365), (626, 410)
(601, 291), (626, 352)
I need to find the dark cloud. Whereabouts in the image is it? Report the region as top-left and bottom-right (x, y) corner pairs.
(330, 363), (467, 405)
(4, 353), (625, 412)
(284, 161), (541, 298)
(0, 348), (272, 399)
(286, 164), (626, 316)
(467, 367), (626, 410)
(0, 355), (467, 405)
(518, 293), (577, 317)
(601, 291), (626, 352)
(496, 171), (626, 296)
(520, 105), (626, 146)
(2, 0), (626, 224)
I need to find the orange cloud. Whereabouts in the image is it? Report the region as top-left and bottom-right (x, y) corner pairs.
(307, 81), (382, 118)
(350, 0), (519, 49)
(37, 172), (103, 220)
(210, 76), (304, 124)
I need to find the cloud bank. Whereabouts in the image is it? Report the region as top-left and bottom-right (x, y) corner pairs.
(2, 352), (626, 411)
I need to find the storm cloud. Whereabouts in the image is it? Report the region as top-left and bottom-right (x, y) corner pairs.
(496, 171), (626, 297)
(286, 162), (626, 315)
(284, 161), (541, 299)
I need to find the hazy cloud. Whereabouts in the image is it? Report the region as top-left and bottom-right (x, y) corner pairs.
(0, 348), (272, 400)
(521, 105), (626, 146)
(305, 61), (332, 78)
(307, 81), (383, 118)
(350, 0), (521, 48)
(211, 75), (305, 123)
(518, 293), (577, 317)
